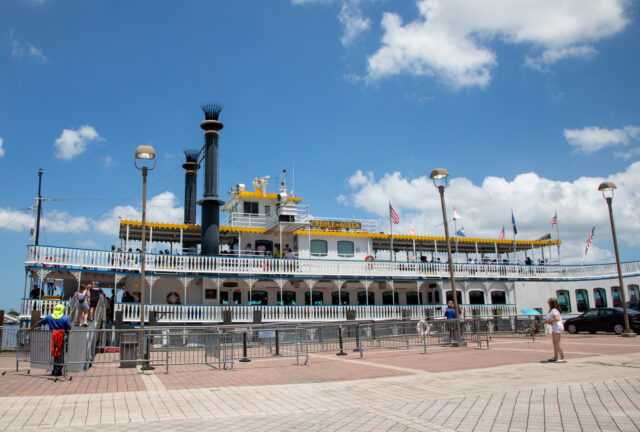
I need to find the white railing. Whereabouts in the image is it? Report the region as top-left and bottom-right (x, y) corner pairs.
(225, 212), (267, 228)
(20, 298), (69, 318)
(113, 303), (518, 323)
(26, 245), (640, 281)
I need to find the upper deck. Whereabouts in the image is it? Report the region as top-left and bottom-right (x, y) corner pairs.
(26, 245), (640, 282)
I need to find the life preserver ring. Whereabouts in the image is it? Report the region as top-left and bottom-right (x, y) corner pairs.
(166, 291), (181, 304)
(365, 255), (375, 268)
(416, 319), (430, 336)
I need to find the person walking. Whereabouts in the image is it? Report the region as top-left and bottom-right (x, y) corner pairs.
(27, 303), (72, 376)
(76, 285), (89, 327)
(544, 297), (566, 363)
(88, 282), (104, 322)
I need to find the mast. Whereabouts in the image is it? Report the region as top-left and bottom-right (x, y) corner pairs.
(34, 168), (43, 246)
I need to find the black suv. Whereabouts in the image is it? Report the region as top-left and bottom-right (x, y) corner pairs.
(628, 301), (640, 312)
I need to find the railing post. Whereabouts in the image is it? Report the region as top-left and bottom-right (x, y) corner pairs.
(336, 326), (347, 356)
(273, 330), (280, 356)
(240, 331), (251, 362)
(353, 324), (361, 352)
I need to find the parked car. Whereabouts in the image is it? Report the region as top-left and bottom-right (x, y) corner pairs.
(564, 307), (640, 335)
(627, 301), (640, 312)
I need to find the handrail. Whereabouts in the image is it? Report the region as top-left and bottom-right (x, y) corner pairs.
(25, 245), (640, 281)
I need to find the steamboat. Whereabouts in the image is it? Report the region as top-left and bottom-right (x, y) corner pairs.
(20, 105), (640, 326)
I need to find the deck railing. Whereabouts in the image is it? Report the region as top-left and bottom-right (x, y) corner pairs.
(113, 303), (518, 323)
(26, 245), (640, 281)
(20, 298), (69, 317)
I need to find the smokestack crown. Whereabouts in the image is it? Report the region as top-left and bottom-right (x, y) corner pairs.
(201, 103), (223, 120)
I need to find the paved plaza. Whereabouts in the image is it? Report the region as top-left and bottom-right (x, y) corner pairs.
(1, 334), (640, 431)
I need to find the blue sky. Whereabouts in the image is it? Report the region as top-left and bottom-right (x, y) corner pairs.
(1, 0), (640, 311)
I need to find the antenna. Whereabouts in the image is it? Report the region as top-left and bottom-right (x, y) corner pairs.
(292, 160), (295, 195)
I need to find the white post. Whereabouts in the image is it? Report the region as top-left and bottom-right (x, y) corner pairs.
(149, 226), (153, 252)
(179, 228), (183, 255)
(125, 224), (129, 251)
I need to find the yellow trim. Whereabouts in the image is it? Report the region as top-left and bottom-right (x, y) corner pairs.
(120, 219), (201, 230)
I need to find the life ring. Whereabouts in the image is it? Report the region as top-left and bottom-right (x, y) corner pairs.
(166, 291), (181, 304)
(365, 255), (375, 268)
(416, 319), (430, 336)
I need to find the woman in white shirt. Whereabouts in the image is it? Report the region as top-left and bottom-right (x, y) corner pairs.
(543, 298), (566, 363)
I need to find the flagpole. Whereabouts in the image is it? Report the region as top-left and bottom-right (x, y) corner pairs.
(389, 201), (394, 261)
(555, 209), (561, 263)
(454, 219), (458, 262)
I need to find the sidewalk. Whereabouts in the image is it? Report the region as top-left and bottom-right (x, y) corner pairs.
(1, 334), (639, 431)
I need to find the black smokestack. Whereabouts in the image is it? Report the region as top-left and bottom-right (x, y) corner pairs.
(198, 103), (225, 256)
(182, 149), (200, 225)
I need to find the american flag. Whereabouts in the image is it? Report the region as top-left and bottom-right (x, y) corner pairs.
(498, 226), (505, 240)
(410, 224), (416, 236)
(389, 203), (400, 224)
(585, 225), (595, 254)
(551, 212), (558, 226)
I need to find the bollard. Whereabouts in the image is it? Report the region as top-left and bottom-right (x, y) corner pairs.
(239, 332), (251, 362)
(353, 324), (361, 352)
(141, 331), (155, 371)
(273, 330), (281, 356)
(0, 310), (4, 354)
(336, 326), (347, 356)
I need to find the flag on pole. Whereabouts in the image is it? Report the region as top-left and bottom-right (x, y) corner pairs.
(410, 224), (416, 236)
(511, 211), (518, 235)
(585, 225), (595, 255)
(389, 203), (400, 224)
(453, 207), (461, 220)
(551, 212), (558, 226)
(499, 226), (505, 240)
(456, 226), (466, 237)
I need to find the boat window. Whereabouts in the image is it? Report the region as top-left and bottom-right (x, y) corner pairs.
(220, 291), (229, 305)
(629, 285), (639, 301)
(556, 290), (571, 313)
(611, 286), (622, 307)
(446, 290), (463, 305)
(405, 292), (422, 305)
(276, 290), (296, 305)
(357, 291), (375, 305)
(243, 202), (259, 214)
(594, 288), (607, 308)
(265, 205), (271, 216)
(310, 240), (328, 257)
(576, 289), (589, 312)
(331, 291), (350, 305)
(468, 291), (485, 305)
(490, 291), (506, 304)
(382, 291), (399, 305)
(304, 291), (324, 305)
(337, 241), (354, 257)
(250, 290), (268, 305)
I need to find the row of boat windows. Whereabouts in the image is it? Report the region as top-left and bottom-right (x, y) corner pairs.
(310, 240), (355, 257)
(218, 290), (507, 306)
(556, 284), (640, 313)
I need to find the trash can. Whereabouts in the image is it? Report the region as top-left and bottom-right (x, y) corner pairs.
(222, 310), (232, 325)
(253, 310), (262, 324)
(119, 332), (138, 368)
(346, 310), (356, 320)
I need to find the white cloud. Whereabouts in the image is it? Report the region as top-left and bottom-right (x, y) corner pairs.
(53, 125), (102, 160)
(103, 155), (114, 167)
(94, 191), (184, 236)
(336, 194), (348, 205)
(342, 161), (640, 263)
(366, 0), (628, 88)
(338, 1), (370, 46)
(9, 30), (47, 62)
(564, 125), (640, 153)
(0, 137), (4, 157)
(0, 208), (90, 234)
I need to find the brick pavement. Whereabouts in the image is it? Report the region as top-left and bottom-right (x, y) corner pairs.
(1, 334), (639, 431)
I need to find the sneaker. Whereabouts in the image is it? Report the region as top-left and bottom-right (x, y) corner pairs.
(556, 359), (567, 363)
(546, 358), (558, 363)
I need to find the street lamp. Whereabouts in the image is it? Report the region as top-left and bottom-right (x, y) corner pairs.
(430, 168), (462, 342)
(598, 181), (635, 337)
(135, 145), (156, 347)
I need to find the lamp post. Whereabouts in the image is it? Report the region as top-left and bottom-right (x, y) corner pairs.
(598, 181), (635, 337)
(135, 145), (156, 355)
(430, 168), (462, 342)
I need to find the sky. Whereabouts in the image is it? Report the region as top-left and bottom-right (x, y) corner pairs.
(1, 0), (639, 311)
